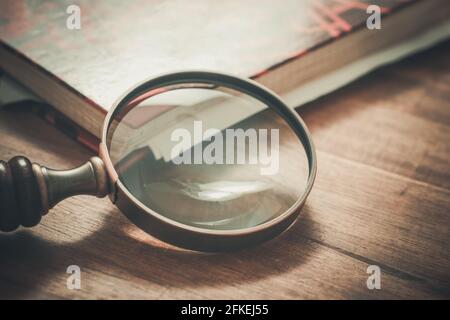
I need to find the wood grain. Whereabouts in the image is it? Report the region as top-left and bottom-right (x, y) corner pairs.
(0, 41), (449, 299)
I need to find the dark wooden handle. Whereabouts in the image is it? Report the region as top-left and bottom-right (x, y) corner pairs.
(0, 156), (109, 232)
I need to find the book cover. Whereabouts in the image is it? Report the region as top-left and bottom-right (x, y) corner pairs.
(0, 0), (415, 108)
(1, 0), (449, 141)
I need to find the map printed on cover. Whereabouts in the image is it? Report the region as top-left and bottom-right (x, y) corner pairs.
(0, 0), (415, 113)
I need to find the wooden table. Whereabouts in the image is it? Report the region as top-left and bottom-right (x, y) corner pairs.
(0, 40), (449, 300)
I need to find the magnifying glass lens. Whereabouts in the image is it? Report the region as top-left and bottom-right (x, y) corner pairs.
(106, 83), (309, 231)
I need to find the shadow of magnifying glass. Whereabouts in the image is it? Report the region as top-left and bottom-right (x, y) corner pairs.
(0, 204), (317, 299)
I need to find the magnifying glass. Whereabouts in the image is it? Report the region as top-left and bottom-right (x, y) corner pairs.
(0, 71), (316, 251)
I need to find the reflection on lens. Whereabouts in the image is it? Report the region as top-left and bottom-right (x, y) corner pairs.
(106, 84), (309, 231)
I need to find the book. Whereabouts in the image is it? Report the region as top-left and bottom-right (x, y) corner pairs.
(1, 0), (450, 147)
(0, 74), (99, 151)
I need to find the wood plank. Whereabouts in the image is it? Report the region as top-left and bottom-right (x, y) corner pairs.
(298, 41), (450, 190)
(301, 150), (450, 294)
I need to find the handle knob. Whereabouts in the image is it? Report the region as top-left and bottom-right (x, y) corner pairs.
(0, 156), (109, 232)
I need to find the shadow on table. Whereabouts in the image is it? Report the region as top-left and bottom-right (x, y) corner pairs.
(0, 205), (317, 299)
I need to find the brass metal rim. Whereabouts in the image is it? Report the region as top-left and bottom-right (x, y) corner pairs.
(100, 71), (317, 251)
